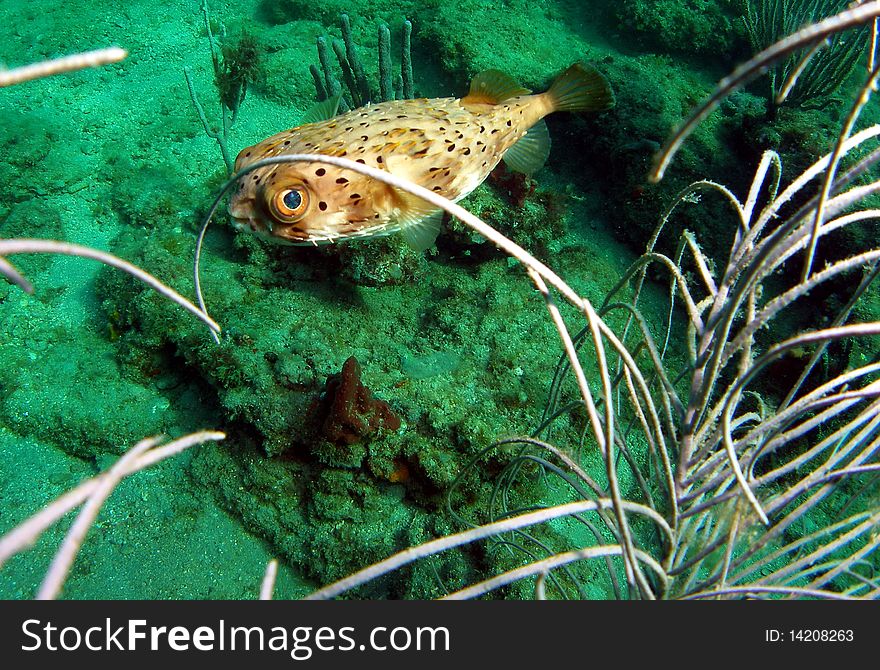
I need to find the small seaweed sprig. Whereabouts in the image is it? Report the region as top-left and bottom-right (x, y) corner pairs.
(184, 0), (264, 173)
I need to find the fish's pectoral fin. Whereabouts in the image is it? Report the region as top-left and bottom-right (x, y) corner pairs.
(395, 190), (444, 251)
(300, 94), (341, 124)
(401, 210), (444, 251)
(462, 70), (531, 106)
(503, 119), (550, 175)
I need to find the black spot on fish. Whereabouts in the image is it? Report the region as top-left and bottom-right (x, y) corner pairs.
(447, 144), (455, 152)
(413, 148), (429, 157)
(315, 168), (326, 176)
(351, 193), (361, 199)
(491, 129), (500, 134)
(506, 120), (512, 126)
(336, 177), (349, 184)
(377, 156), (383, 163)
(432, 186), (442, 191)
(463, 147), (471, 155)
(479, 126), (485, 133)
(361, 135), (368, 141)
(356, 159), (366, 164)
(319, 201), (328, 211)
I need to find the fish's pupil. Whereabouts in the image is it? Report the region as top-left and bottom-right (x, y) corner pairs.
(283, 190), (302, 210)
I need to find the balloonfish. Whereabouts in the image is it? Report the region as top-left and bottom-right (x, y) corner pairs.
(228, 63), (613, 250)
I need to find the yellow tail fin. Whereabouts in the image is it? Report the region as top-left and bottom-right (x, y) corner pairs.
(546, 62), (614, 113)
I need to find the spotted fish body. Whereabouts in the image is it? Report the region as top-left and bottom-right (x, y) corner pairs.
(229, 63), (613, 250)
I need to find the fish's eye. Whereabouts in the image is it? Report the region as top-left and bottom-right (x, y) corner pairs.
(269, 186), (309, 222)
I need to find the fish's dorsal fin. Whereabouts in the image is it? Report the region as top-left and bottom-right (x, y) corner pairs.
(300, 94), (341, 124)
(503, 119), (550, 175)
(395, 190), (444, 251)
(462, 69), (531, 106)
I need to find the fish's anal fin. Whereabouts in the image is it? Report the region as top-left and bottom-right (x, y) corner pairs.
(300, 94), (341, 125)
(395, 190), (444, 251)
(503, 119), (550, 175)
(462, 69), (531, 106)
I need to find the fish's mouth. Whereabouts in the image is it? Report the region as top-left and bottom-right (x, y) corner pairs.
(230, 215), (265, 234)
(228, 200), (304, 245)
(228, 198), (269, 234)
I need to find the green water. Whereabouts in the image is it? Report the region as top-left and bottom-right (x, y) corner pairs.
(1, 0), (876, 599)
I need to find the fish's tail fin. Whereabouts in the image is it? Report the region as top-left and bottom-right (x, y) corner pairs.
(546, 62), (614, 113)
